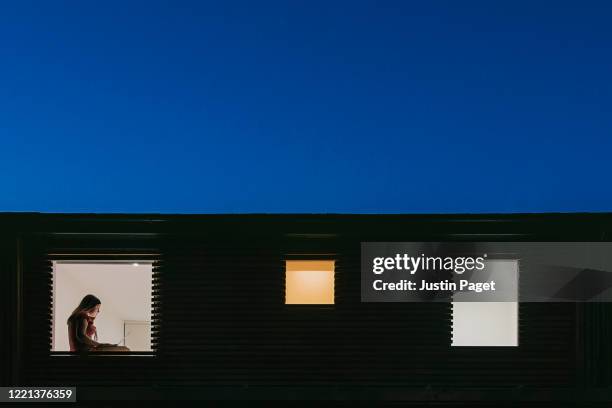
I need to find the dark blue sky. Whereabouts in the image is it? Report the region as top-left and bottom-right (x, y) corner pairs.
(1, 1), (610, 213)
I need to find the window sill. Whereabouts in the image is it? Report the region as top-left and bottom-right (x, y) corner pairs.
(50, 351), (155, 357)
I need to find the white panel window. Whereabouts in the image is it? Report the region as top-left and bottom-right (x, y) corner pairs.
(452, 259), (519, 347)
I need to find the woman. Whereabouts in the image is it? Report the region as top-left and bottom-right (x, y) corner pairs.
(67, 294), (131, 352)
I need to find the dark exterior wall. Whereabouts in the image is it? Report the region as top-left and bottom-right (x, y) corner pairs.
(1, 212), (612, 402)
(0, 235), (22, 387)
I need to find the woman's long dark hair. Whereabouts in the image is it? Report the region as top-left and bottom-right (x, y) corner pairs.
(67, 294), (101, 325)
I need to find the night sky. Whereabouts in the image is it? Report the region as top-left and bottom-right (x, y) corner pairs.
(1, 1), (611, 213)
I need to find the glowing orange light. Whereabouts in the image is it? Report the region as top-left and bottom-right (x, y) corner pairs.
(285, 260), (335, 304)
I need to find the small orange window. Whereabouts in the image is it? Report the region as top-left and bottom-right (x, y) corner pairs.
(285, 260), (335, 304)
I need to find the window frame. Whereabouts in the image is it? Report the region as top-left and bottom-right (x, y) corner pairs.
(283, 253), (337, 309)
(48, 252), (160, 358)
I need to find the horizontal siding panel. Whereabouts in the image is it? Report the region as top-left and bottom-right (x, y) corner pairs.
(19, 234), (578, 389)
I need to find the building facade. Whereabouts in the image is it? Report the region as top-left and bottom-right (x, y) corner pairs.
(1, 212), (612, 404)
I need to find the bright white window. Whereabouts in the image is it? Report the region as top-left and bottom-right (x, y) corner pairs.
(285, 260), (335, 304)
(51, 261), (153, 352)
(451, 259), (518, 347)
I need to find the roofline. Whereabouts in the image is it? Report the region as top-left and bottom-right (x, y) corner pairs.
(2, 211), (612, 218)
(1, 212), (610, 236)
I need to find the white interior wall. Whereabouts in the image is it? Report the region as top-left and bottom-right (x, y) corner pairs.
(452, 260), (519, 347)
(451, 301), (518, 346)
(52, 262), (152, 351)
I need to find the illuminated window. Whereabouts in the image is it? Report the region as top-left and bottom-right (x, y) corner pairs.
(285, 260), (335, 304)
(52, 261), (154, 352)
(452, 259), (518, 347)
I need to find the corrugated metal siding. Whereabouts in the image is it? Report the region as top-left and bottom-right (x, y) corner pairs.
(582, 302), (612, 387)
(19, 234), (578, 389)
(151, 239), (452, 386)
(0, 237), (20, 386)
(22, 244), (54, 374)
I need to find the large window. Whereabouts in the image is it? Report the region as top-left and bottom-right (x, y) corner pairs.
(51, 261), (153, 352)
